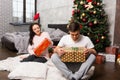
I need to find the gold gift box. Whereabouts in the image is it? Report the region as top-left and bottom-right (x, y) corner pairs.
(60, 47), (86, 62)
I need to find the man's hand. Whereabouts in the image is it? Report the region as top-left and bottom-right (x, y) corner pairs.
(83, 48), (89, 55)
(83, 48), (97, 56)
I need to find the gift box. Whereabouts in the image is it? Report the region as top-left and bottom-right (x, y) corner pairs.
(95, 55), (105, 64)
(104, 54), (115, 62)
(105, 46), (119, 54)
(117, 54), (120, 58)
(34, 38), (51, 56)
(60, 47), (85, 62)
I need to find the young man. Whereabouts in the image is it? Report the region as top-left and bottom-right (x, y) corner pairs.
(51, 22), (97, 80)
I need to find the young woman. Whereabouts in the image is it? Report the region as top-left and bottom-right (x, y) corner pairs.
(21, 23), (53, 63)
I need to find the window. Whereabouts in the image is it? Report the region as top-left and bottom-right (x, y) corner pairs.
(12, 0), (36, 24)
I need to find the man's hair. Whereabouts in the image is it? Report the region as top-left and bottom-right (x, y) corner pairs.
(67, 22), (80, 32)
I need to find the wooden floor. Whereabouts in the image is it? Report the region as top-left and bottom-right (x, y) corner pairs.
(0, 46), (120, 80)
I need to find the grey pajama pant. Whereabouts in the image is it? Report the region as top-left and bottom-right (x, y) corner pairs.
(51, 53), (96, 80)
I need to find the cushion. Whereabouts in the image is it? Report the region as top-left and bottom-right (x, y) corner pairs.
(44, 28), (56, 34)
(50, 28), (68, 41)
(8, 62), (48, 80)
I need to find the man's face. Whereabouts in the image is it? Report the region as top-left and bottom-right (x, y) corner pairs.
(69, 30), (80, 41)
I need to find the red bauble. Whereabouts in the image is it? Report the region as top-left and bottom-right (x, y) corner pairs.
(77, 10), (80, 13)
(87, 0), (92, 2)
(80, 24), (83, 29)
(82, 18), (87, 22)
(96, 39), (99, 43)
(89, 11), (93, 14)
(93, 1), (97, 5)
(88, 22), (93, 27)
(72, 10), (75, 16)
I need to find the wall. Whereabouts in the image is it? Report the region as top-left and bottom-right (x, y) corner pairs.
(0, 0), (29, 41)
(37, 0), (73, 28)
(103, 0), (116, 45)
(37, 0), (116, 45)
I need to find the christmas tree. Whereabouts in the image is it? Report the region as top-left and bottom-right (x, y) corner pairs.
(71, 0), (111, 52)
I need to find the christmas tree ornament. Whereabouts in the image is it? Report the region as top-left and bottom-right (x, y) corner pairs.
(87, 32), (90, 35)
(87, 0), (92, 2)
(94, 20), (97, 24)
(77, 17), (79, 19)
(82, 18), (87, 22)
(77, 10), (80, 13)
(74, 4), (78, 9)
(93, 10), (96, 14)
(96, 39), (99, 43)
(98, 34), (101, 36)
(82, 13), (86, 17)
(80, 1), (84, 5)
(117, 58), (120, 65)
(80, 24), (83, 29)
(80, 16), (83, 19)
(93, 1), (97, 5)
(88, 22), (93, 27)
(101, 36), (105, 39)
(89, 11), (93, 14)
(97, 2), (100, 6)
(72, 10), (75, 16)
(85, 2), (93, 10)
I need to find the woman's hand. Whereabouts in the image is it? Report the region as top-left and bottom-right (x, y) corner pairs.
(57, 48), (65, 57)
(54, 46), (65, 57)
(19, 54), (30, 59)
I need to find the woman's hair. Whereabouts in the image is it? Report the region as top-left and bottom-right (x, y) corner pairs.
(67, 22), (80, 32)
(29, 23), (41, 45)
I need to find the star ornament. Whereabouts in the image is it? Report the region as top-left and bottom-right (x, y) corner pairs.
(85, 2), (93, 10)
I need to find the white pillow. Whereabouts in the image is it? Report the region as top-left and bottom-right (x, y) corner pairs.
(8, 62), (48, 80)
(50, 28), (67, 41)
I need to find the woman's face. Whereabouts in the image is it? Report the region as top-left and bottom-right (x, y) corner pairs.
(32, 24), (41, 35)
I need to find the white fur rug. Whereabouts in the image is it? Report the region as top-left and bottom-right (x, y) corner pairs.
(0, 54), (95, 80)
(0, 54), (67, 80)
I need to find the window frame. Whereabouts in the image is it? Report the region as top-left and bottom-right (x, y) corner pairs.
(10, 0), (37, 26)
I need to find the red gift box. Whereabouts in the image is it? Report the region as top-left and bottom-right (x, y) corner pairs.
(95, 55), (105, 64)
(117, 54), (120, 58)
(34, 38), (51, 56)
(105, 46), (119, 54)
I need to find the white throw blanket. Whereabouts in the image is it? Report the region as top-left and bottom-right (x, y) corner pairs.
(3, 32), (29, 53)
